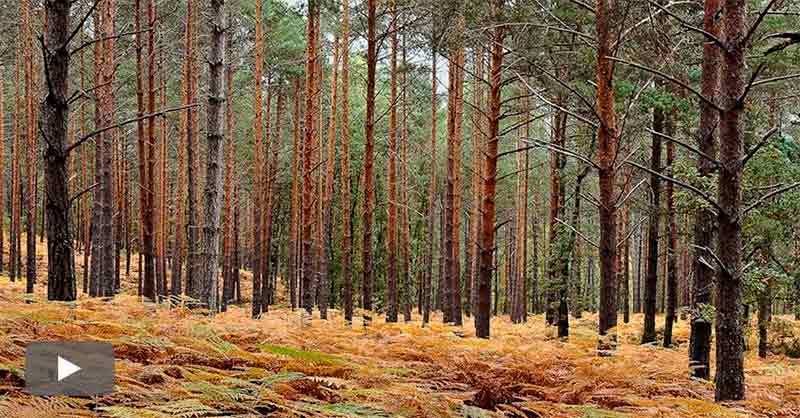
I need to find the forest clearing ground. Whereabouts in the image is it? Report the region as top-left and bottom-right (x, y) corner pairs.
(0, 239), (798, 417)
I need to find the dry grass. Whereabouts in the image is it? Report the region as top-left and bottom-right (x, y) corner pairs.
(0, 239), (798, 417)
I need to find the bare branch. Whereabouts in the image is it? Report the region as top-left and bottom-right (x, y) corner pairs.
(752, 72), (800, 88)
(646, 128), (720, 167)
(626, 160), (724, 215)
(70, 183), (100, 206)
(521, 138), (601, 170)
(644, 0), (726, 49)
(608, 56), (722, 112)
(555, 217), (599, 249)
(66, 103), (199, 154)
(743, 182), (800, 215)
(64, 0), (102, 50)
(742, 127), (778, 166)
(743, 0), (781, 47)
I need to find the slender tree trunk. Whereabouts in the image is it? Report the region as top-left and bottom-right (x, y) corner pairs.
(288, 78), (302, 311)
(141, 0), (157, 300)
(423, 41), (438, 326)
(320, 35), (340, 320)
(185, 0), (199, 299)
(400, 32), (412, 322)
(10, 53), (22, 282)
(468, 48), (484, 318)
(22, 0), (37, 294)
(642, 105), (664, 344)
(664, 112), (678, 347)
(595, 0), (619, 343)
(361, 0), (377, 320)
(263, 89), (285, 313)
(444, 16), (465, 325)
(689, 0), (721, 380)
(340, 0), (353, 322)
(221, 37), (235, 312)
(386, 0), (400, 323)
(302, 0), (319, 315)
(250, 0), (265, 317)
(475, 1), (504, 338)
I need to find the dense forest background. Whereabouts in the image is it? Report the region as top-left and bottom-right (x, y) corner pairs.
(1, 0), (800, 414)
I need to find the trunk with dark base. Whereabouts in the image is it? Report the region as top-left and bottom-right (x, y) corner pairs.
(42, 0), (77, 301)
(361, 0), (377, 320)
(339, 0), (352, 323)
(423, 43), (438, 326)
(198, 0), (226, 312)
(689, 0), (721, 381)
(595, 0), (619, 344)
(642, 105), (663, 345)
(664, 113), (678, 348)
(302, 0), (319, 315)
(475, 0), (504, 338)
(714, 0), (747, 401)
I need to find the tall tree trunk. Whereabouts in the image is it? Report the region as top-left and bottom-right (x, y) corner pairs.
(41, 0), (76, 301)
(547, 103), (566, 327)
(475, 0), (504, 338)
(221, 36), (235, 311)
(197, 0), (226, 312)
(141, 0), (157, 300)
(468, 48), (484, 318)
(22, 0), (37, 294)
(250, 0), (265, 317)
(689, 0), (721, 380)
(90, 0), (116, 298)
(185, 0), (199, 299)
(339, 0), (353, 323)
(288, 78), (302, 311)
(386, 0), (399, 323)
(714, 0), (747, 401)
(664, 112), (678, 347)
(400, 31), (412, 322)
(321, 36), (340, 320)
(642, 105), (664, 344)
(445, 15), (465, 326)
(361, 0), (377, 320)
(423, 41), (438, 326)
(595, 0), (619, 343)
(263, 89), (285, 313)
(302, 0), (319, 315)
(10, 53), (22, 282)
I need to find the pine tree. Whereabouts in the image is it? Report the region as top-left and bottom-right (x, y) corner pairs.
(197, 0), (226, 312)
(339, 0), (353, 323)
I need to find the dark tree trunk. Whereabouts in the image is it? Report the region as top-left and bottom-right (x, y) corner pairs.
(689, 0), (721, 381)
(197, 0), (226, 312)
(302, 0), (319, 316)
(423, 43), (437, 326)
(664, 112), (678, 348)
(42, 0), (77, 301)
(361, 0), (377, 321)
(595, 0), (619, 343)
(475, 1), (504, 338)
(642, 105), (664, 345)
(714, 0), (747, 401)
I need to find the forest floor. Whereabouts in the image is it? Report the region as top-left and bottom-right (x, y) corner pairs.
(0, 238), (799, 417)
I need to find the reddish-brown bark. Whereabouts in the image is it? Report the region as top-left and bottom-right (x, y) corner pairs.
(475, 0), (504, 338)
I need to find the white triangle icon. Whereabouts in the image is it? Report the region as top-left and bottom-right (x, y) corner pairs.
(57, 356), (81, 382)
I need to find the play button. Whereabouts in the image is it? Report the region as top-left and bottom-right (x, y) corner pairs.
(25, 342), (115, 396)
(57, 356), (82, 382)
